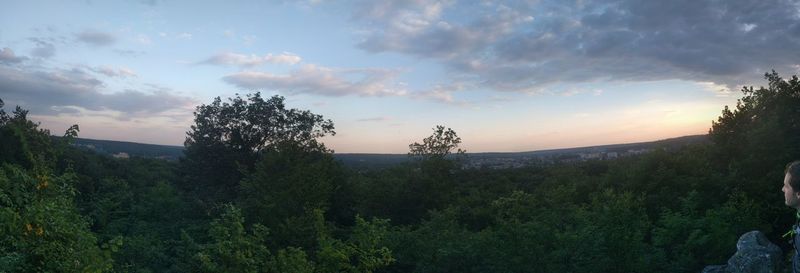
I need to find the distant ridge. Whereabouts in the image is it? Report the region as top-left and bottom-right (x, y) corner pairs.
(471, 134), (708, 156)
(337, 134), (709, 169)
(69, 134), (708, 167)
(71, 138), (184, 161)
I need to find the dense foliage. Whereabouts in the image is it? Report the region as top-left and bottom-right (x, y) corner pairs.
(1, 72), (799, 272)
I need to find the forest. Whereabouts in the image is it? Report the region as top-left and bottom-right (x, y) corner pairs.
(1, 71), (799, 273)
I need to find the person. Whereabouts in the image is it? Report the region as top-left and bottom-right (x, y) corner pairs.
(783, 161), (800, 273)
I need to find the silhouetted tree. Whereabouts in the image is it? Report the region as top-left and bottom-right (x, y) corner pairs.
(180, 93), (335, 209)
(408, 125), (465, 161)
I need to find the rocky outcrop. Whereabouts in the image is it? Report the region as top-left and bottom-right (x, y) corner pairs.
(701, 231), (783, 273)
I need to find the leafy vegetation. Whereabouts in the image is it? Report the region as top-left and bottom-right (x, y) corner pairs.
(0, 72), (798, 272)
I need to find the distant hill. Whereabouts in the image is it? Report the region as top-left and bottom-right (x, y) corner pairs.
(470, 134), (708, 158)
(68, 134), (708, 168)
(461, 134), (709, 169)
(332, 153), (410, 170)
(71, 138), (184, 161)
(339, 134), (709, 169)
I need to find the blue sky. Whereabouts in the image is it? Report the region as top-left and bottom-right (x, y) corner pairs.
(1, 0), (797, 153)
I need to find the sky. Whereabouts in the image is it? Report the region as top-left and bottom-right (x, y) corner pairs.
(1, 0), (799, 153)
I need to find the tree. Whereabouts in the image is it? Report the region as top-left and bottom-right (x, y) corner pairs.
(707, 71), (800, 229)
(371, 125), (467, 224)
(180, 93), (335, 208)
(709, 71), (800, 176)
(0, 99), (63, 170)
(315, 214), (394, 273)
(179, 204), (274, 273)
(408, 125), (465, 160)
(0, 164), (115, 273)
(0, 101), (113, 272)
(175, 205), (392, 273)
(238, 142), (344, 250)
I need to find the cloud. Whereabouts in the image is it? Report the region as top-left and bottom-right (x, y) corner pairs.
(0, 66), (195, 118)
(118, 68), (138, 77)
(266, 54), (302, 64)
(222, 63), (472, 105)
(200, 52), (302, 67)
(354, 0), (529, 59)
(101, 89), (192, 114)
(28, 38), (56, 58)
(0, 48), (28, 64)
(697, 81), (734, 97)
(413, 89), (454, 103)
(352, 0), (800, 92)
(488, 95), (515, 103)
(177, 32), (193, 40)
(89, 66), (138, 78)
(76, 30), (116, 46)
(353, 0), (449, 23)
(31, 44), (56, 58)
(556, 88), (605, 97)
(222, 64), (407, 97)
(409, 82), (471, 105)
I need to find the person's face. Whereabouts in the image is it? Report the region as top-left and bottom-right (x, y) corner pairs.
(783, 173), (800, 209)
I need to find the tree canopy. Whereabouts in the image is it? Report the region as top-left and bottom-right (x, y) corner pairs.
(408, 125), (465, 160)
(180, 93), (335, 207)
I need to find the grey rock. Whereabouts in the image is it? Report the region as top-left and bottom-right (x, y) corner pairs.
(702, 265), (727, 273)
(701, 231), (783, 273)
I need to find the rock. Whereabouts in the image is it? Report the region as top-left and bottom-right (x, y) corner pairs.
(702, 265), (727, 273)
(727, 231), (783, 273)
(700, 231), (783, 273)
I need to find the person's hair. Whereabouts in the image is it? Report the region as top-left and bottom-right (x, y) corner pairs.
(786, 161), (800, 191)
